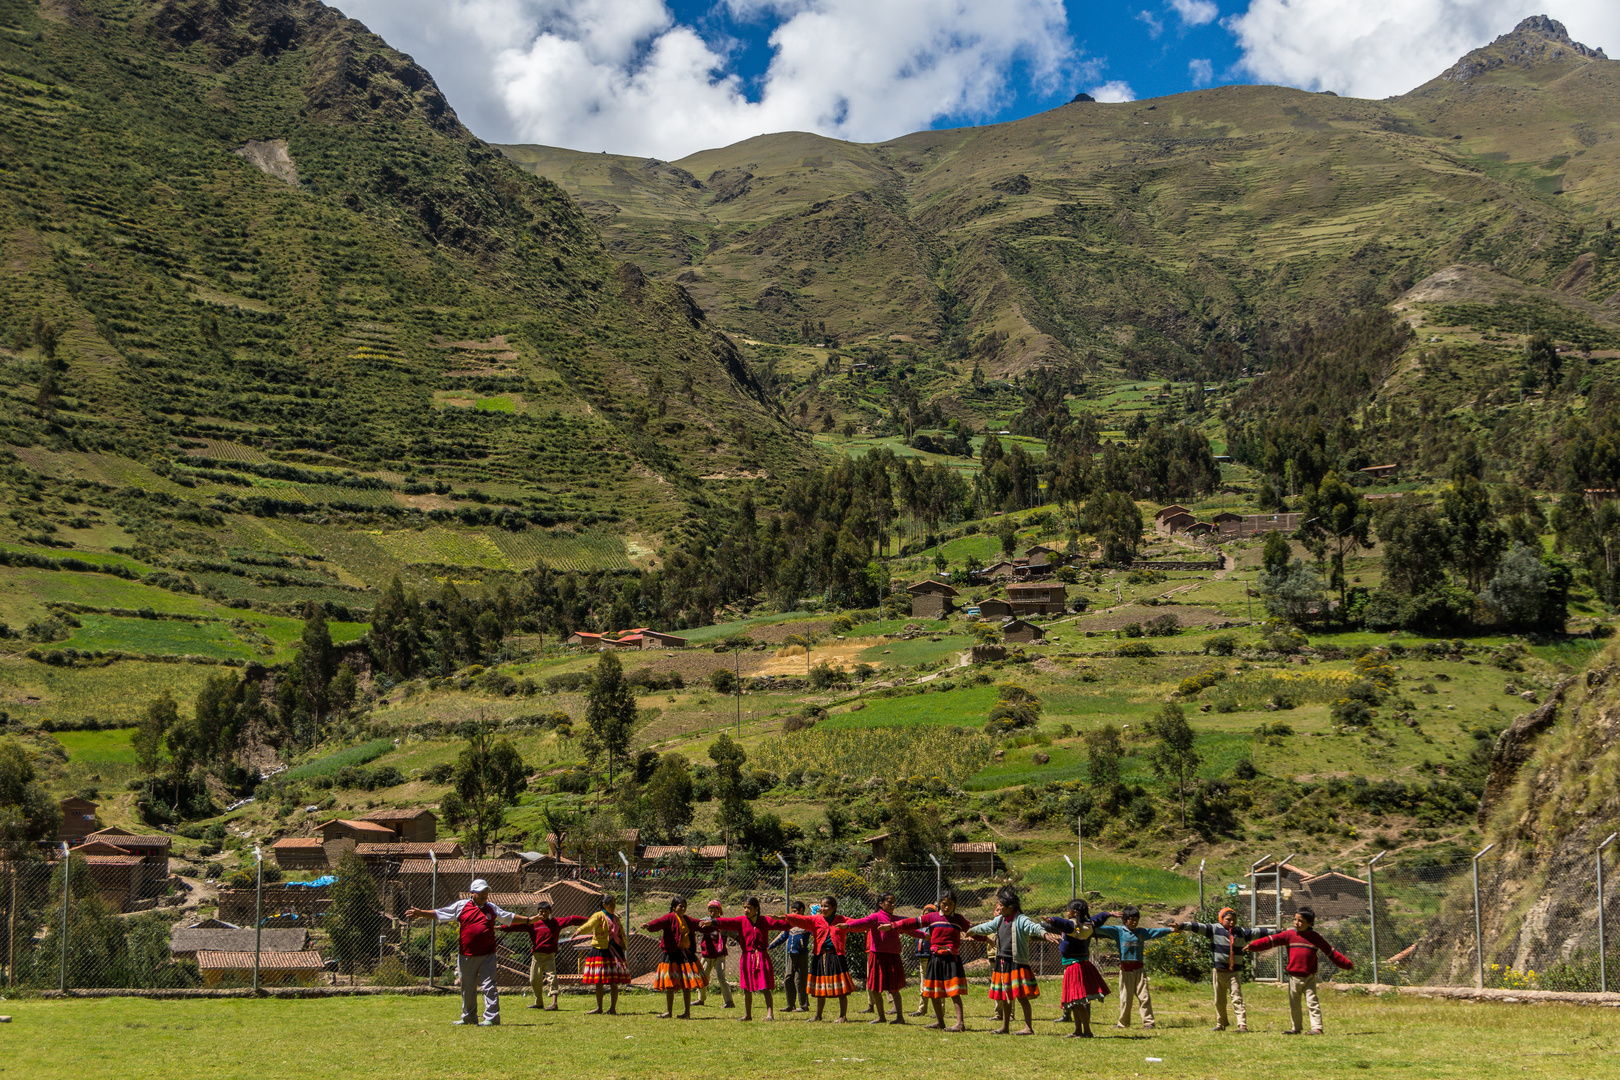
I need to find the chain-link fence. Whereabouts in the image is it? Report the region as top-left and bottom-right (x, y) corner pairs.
(4, 844), (1616, 996)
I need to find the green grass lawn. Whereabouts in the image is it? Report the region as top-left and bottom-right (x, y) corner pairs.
(822, 684), (998, 730)
(6, 991), (1613, 1080)
(855, 634), (972, 667)
(59, 615), (255, 660)
(53, 725), (141, 765)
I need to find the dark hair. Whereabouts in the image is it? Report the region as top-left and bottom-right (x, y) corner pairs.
(1122, 906), (1140, 921)
(879, 892), (897, 906)
(745, 896), (762, 909)
(668, 895), (686, 911)
(996, 885), (1021, 913)
(939, 888), (957, 905)
(822, 895), (838, 909)
(1296, 906), (1315, 926)
(1066, 899), (1091, 922)
(791, 900), (806, 913)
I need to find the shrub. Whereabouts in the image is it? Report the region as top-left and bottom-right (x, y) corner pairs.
(710, 668), (737, 694)
(1115, 641), (1156, 658)
(1204, 633), (1239, 656)
(1145, 613), (1181, 637)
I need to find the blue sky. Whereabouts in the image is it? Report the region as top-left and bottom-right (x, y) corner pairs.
(333, 2), (1620, 159)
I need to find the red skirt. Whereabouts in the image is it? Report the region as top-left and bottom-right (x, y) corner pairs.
(582, 948), (630, 986)
(1061, 960), (1109, 1005)
(921, 953), (968, 999)
(654, 950), (703, 991)
(809, 951), (856, 998)
(988, 958), (1039, 1002)
(866, 951), (907, 992)
(738, 950), (775, 993)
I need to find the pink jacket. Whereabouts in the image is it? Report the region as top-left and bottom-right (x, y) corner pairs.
(842, 911), (905, 955)
(710, 914), (792, 956)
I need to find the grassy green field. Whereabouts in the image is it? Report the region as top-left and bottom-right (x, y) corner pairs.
(4, 992), (1614, 1080)
(52, 726), (140, 765)
(822, 685), (999, 730)
(59, 615), (255, 660)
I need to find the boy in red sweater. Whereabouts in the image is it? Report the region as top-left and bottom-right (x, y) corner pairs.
(497, 898), (585, 1011)
(1243, 906), (1353, 1034)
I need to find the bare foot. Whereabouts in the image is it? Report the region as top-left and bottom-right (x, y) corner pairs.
(990, 1027), (1009, 1035)
(1014, 1026), (1035, 1036)
(1064, 1031), (1086, 1038)
(764, 1013), (775, 1021)
(526, 1003), (543, 1010)
(832, 1017), (848, 1024)
(657, 1012), (673, 1019)
(924, 1021), (944, 1030)
(584, 1008), (603, 1016)
(678, 1012), (691, 1020)
(946, 1023), (966, 1033)
(890, 1018), (906, 1025)
(606, 1008), (617, 1015)
(867, 1018), (884, 1025)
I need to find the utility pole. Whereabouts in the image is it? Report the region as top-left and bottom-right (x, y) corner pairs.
(253, 846), (263, 994)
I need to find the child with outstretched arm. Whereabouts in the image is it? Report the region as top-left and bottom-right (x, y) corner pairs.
(643, 896), (705, 1019)
(1243, 906), (1353, 1035)
(781, 896), (855, 1022)
(1044, 899), (1110, 1038)
(704, 896), (793, 1021)
(880, 891), (973, 1032)
(967, 885), (1063, 1036)
(1168, 906), (1272, 1032)
(840, 892), (910, 1025)
(1091, 905), (1180, 1030)
(768, 900), (812, 1012)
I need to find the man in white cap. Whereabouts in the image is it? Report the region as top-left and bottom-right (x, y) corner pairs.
(408, 878), (523, 1026)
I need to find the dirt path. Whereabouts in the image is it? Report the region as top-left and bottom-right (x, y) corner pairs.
(916, 649), (973, 683)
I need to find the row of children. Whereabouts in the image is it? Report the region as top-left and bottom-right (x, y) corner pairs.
(414, 880), (1353, 1034)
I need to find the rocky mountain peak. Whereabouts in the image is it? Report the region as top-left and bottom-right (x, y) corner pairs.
(1441, 14), (1607, 83)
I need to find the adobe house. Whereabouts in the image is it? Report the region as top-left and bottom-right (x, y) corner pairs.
(977, 597), (1014, 619)
(359, 807), (439, 843)
(1012, 553), (1054, 579)
(171, 926), (309, 960)
(1153, 504), (1192, 530)
(1299, 871), (1370, 919)
(86, 827), (172, 867)
(952, 842), (999, 877)
(546, 828), (640, 863)
(1185, 521), (1215, 538)
(197, 950), (325, 987)
(1023, 544), (1062, 560)
(906, 579), (959, 618)
(858, 833), (890, 862)
(972, 560), (1015, 583)
(316, 818), (398, 845)
(1212, 511), (1243, 526)
(73, 852), (145, 912)
(538, 878), (609, 919)
(397, 858), (521, 908)
(566, 631), (604, 648)
(1156, 511), (1197, 535)
(1001, 617), (1044, 645)
(640, 630), (688, 649)
(270, 837), (329, 872)
(1005, 581), (1067, 615)
(1358, 464), (1399, 481)
(353, 841), (463, 869)
(58, 797), (98, 844)
(602, 633), (642, 649)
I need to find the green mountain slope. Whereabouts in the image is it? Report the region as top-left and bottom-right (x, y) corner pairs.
(0, 0), (812, 602)
(502, 17), (1620, 377)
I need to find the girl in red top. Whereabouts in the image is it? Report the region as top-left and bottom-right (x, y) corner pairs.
(643, 896), (704, 1019)
(781, 895), (854, 1022)
(841, 892), (909, 1025)
(704, 896), (793, 1021)
(882, 889), (974, 1032)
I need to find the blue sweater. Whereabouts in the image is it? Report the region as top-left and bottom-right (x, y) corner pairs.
(1046, 917), (1097, 962)
(1092, 920), (1178, 966)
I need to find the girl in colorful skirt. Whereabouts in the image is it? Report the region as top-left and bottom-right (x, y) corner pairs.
(882, 891), (972, 1032)
(643, 896), (705, 1019)
(704, 896), (793, 1021)
(1045, 899), (1110, 1038)
(572, 895), (630, 1015)
(969, 886), (1062, 1036)
(781, 896), (855, 1022)
(841, 893), (909, 1025)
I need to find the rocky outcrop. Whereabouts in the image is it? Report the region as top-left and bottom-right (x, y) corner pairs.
(1440, 16), (1607, 83)
(1478, 674), (1577, 823)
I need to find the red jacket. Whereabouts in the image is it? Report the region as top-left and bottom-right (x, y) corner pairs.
(644, 911), (702, 955)
(498, 915), (585, 954)
(1247, 928), (1353, 977)
(782, 912), (851, 956)
(888, 912), (971, 955)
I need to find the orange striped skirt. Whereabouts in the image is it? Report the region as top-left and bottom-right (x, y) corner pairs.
(921, 953), (968, 999)
(809, 952), (855, 998)
(988, 958), (1039, 1001)
(654, 950), (703, 991)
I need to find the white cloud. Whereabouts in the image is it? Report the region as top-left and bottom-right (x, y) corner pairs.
(331, 0), (1077, 158)
(1169, 0), (1219, 27)
(1226, 1), (1620, 99)
(1137, 9), (1164, 38)
(1188, 57), (1214, 85)
(1089, 79), (1137, 102)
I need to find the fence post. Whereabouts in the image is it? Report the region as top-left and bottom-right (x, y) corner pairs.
(7, 858), (16, 989)
(253, 846), (263, 994)
(59, 841), (69, 993)
(1366, 850), (1386, 987)
(1599, 832), (1616, 994)
(1249, 855), (1273, 982)
(1063, 855), (1076, 903)
(1472, 843), (1495, 989)
(927, 853), (941, 903)
(617, 851), (630, 928)
(1198, 859), (1205, 912)
(776, 853), (790, 914)
(1275, 854), (1295, 984)
(428, 849), (438, 990)
(1077, 816), (1084, 895)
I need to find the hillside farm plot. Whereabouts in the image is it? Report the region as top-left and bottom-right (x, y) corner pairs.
(0, 657), (223, 727)
(822, 684), (997, 729)
(53, 725), (141, 765)
(0, 566), (218, 621)
(489, 528), (631, 572)
(58, 614), (254, 660)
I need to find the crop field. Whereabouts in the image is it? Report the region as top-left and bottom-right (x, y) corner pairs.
(488, 528), (631, 572)
(181, 438), (272, 464)
(855, 634), (972, 667)
(0, 543), (150, 574)
(0, 566), (216, 621)
(754, 724), (994, 784)
(6, 991), (1613, 1080)
(822, 684), (998, 730)
(52, 725), (140, 765)
(58, 614), (255, 660)
(0, 656), (223, 727)
(281, 737), (397, 782)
